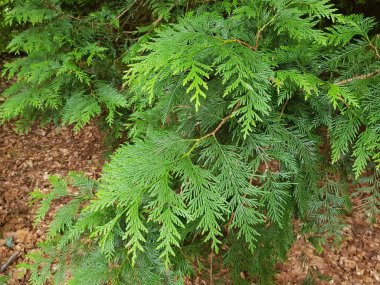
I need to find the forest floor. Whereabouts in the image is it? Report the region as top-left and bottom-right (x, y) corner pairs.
(0, 122), (379, 285)
(0, 122), (105, 284)
(0, 82), (379, 285)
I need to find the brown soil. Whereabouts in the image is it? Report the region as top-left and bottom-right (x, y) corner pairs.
(276, 203), (380, 284)
(0, 122), (105, 284)
(184, 204), (380, 285)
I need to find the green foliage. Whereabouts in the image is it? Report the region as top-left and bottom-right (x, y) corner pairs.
(0, 0), (14, 53)
(354, 167), (380, 222)
(2, 0), (380, 284)
(22, 172), (184, 285)
(0, 274), (8, 285)
(0, 0), (131, 132)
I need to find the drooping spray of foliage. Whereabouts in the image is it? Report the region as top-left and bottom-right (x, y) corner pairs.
(0, 1), (11, 52)
(0, 0), (379, 284)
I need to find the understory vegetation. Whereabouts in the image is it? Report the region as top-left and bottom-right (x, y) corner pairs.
(0, 0), (379, 284)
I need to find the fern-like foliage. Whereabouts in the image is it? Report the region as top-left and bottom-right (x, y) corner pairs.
(5, 0), (380, 284)
(0, 0), (130, 132)
(354, 167), (380, 222)
(0, 0), (14, 53)
(23, 172), (182, 285)
(0, 274), (8, 285)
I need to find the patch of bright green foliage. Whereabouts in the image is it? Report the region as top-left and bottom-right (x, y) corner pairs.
(0, 0), (379, 284)
(0, 0), (14, 53)
(0, 275), (8, 285)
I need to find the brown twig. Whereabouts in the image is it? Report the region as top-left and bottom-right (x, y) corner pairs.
(254, 12), (280, 50)
(183, 103), (241, 157)
(225, 12), (279, 51)
(336, 95), (351, 109)
(199, 102), (241, 139)
(225, 212), (235, 234)
(152, 4), (176, 27)
(210, 103), (240, 136)
(335, 70), (380, 86)
(65, 15), (81, 21)
(280, 98), (289, 115)
(223, 39), (257, 51)
(116, 0), (138, 19)
(369, 43), (380, 59)
(254, 29), (262, 51)
(209, 250), (214, 285)
(0, 251), (21, 273)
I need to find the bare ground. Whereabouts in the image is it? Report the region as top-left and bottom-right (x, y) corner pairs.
(0, 122), (104, 284)
(0, 122), (379, 284)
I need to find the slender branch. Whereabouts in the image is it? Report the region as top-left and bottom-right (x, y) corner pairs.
(152, 4), (175, 27)
(335, 70), (380, 85)
(65, 14), (81, 21)
(369, 43), (380, 60)
(210, 103), (240, 136)
(254, 23), (269, 51)
(183, 103), (241, 157)
(254, 11), (280, 50)
(152, 15), (165, 27)
(277, 70), (380, 112)
(116, 0), (138, 19)
(224, 11), (279, 51)
(0, 251), (20, 273)
(225, 212), (235, 234)
(209, 250), (214, 285)
(365, 34), (380, 60)
(254, 29), (262, 51)
(223, 39), (257, 51)
(280, 98), (289, 115)
(337, 95), (351, 110)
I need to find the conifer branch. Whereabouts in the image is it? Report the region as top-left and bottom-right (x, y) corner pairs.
(223, 39), (256, 51)
(365, 34), (380, 60)
(254, 29), (262, 51)
(254, 24), (268, 51)
(225, 212), (235, 233)
(254, 9), (282, 50)
(184, 103), (240, 156)
(280, 99), (289, 115)
(224, 13), (277, 52)
(335, 70), (380, 85)
(6, 1), (380, 283)
(153, 4), (175, 27)
(337, 95), (351, 110)
(64, 14), (81, 21)
(224, 8), (280, 52)
(369, 43), (380, 59)
(210, 103), (240, 136)
(116, 0), (138, 19)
